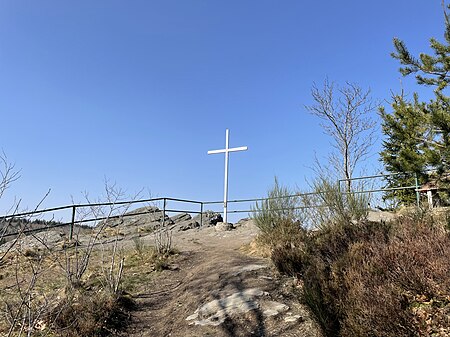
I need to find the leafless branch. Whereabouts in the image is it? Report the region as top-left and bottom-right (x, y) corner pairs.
(305, 79), (377, 190)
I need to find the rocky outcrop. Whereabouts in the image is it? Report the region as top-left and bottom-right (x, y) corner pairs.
(102, 206), (171, 228)
(0, 207), (227, 251)
(166, 211), (224, 232)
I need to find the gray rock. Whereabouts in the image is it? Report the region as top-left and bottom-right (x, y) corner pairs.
(233, 218), (256, 229)
(231, 264), (267, 276)
(99, 206), (172, 228)
(215, 222), (233, 231)
(170, 213), (191, 223)
(0, 230), (65, 253)
(192, 211), (223, 227)
(263, 301), (289, 317)
(176, 220), (200, 231)
(284, 314), (302, 323)
(186, 288), (267, 326)
(234, 218), (250, 227)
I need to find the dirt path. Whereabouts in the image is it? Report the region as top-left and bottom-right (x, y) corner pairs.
(124, 221), (322, 337)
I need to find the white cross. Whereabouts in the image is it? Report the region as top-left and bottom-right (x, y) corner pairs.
(208, 129), (248, 224)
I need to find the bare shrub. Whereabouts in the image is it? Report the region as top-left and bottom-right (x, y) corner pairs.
(61, 180), (141, 290)
(132, 236), (145, 256)
(100, 238), (125, 295)
(251, 179), (309, 277)
(2, 240), (56, 337)
(154, 228), (173, 256)
(256, 218), (307, 277)
(0, 152), (21, 264)
(0, 151), (20, 201)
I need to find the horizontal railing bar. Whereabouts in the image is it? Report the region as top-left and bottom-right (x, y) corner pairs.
(163, 209), (203, 214)
(74, 197), (165, 208)
(163, 198), (203, 204)
(1, 205), (75, 219)
(3, 184), (415, 220)
(347, 186), (417, 194)
(203, 191), (326, 205)
(204, 186), (417, 205)
(338, 172), (408, 182)
(339, 169), (437, 182)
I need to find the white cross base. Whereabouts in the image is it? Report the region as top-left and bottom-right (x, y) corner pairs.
(207, 129), (248, 224)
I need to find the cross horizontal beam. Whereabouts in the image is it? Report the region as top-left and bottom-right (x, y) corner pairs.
(207, 146), (248, 155)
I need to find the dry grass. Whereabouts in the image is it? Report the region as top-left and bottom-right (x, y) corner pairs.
(0, 234), (178, 336)
(49, 290), (135, 337)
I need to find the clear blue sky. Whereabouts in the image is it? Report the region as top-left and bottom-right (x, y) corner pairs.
(0, 1), (444, 216)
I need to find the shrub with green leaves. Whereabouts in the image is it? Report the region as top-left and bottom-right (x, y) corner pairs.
(301, 176), (370, 229)
(251, 177), (302, 234)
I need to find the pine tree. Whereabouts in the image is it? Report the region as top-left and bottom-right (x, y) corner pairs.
(392, 2), (450, 170)
(380, 93), (428, 205)
(383, 1), (450, 204)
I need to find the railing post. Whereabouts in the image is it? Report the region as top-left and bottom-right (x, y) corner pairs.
(415, 173), (420, 208)
(200, 202), (203, 228)
(162, 198), (166, 228)
(70, 205), (76, 241)
(338, 179), (342, 196)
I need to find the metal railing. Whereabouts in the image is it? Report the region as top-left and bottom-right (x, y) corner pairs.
(0, 197), (205, 240)
(0, 172), (427, 240)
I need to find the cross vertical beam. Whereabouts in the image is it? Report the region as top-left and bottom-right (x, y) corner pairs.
(208, 129), (248, 224)
(223, 129), (230, 224)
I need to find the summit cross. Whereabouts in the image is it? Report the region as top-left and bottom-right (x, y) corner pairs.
(207, 129), (248, 224)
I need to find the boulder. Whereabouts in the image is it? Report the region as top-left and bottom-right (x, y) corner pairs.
(166, 213), (200, 231)
(175, 219), (200, 231)
(170, 213), (191, 223)
(192, 211), (223, 227)
(99, 206), (172, 228)
(215, 222), (233, 232)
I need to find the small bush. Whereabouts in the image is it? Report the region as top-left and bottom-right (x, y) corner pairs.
(271, 243), (305, 277)
(49, 289), (135, 337)
(300, 176), (370, 229)
(154, 257), (170, 272)
(132, 236), (146, 255)
(258, 218), (307, 276)
(251, 177), (302, 234)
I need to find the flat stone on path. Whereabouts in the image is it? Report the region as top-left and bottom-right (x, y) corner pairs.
(263, 301), (289, 317)
(231, 264), (267, 276)
(186, 288), (267, 326)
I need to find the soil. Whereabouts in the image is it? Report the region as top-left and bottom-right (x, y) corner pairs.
(123, 221), (323, 337)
